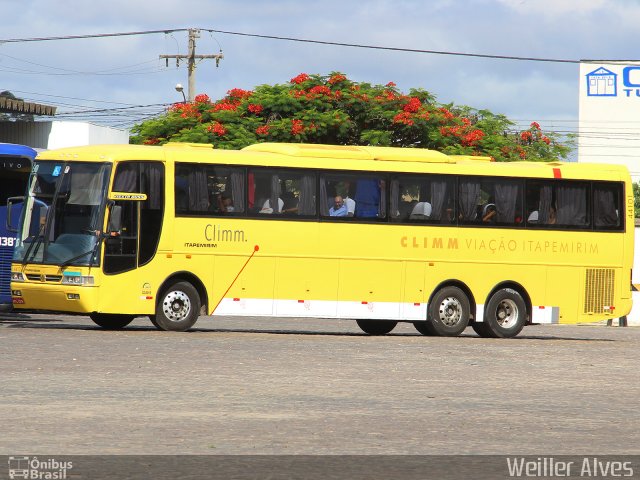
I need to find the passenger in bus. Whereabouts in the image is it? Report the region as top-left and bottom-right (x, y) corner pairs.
(260, 198), (284, 214)
(548, 205), (556, 224)
(329, 196), (348, 216)
(409, 201), (432, 220)
(482, 203), (497, 223)
(221, 194), (235, 213)
(344, 196), (356, 216)
(281, 191), (299, 214)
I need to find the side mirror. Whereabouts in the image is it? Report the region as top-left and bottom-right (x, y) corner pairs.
(107, 205), (122, 234)
(6, 196), (24, 233)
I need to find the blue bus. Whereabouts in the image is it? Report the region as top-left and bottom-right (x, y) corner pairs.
(0, 143), (37, 311)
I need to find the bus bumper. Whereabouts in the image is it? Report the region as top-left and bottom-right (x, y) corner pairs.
(11, 284), (98, 314)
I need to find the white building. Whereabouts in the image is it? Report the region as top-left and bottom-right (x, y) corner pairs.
(0, 121), (128, 149)
(579, 60), (640, 325)
(578, 60), (640, 180)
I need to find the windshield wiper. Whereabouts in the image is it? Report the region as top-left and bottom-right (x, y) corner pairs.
(21, 223), (46, 265)
(59, 240), (101, 268)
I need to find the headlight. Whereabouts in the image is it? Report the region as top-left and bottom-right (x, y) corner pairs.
(11, 272), (25, 282)
(62, 274), (94, 285)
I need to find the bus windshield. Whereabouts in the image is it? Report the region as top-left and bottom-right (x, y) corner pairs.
(14, 160), (111, 266)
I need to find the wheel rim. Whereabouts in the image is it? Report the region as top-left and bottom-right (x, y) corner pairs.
(437, 296), (463, 326)
(495, 299), (518, 328)
(162, 290), (191, 322)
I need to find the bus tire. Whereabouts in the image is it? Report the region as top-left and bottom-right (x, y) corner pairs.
(89, 313), (134, 330)
(154, 281), (201, 332)
(356, 319), (397, 335)
(426, 286), (470, 336)
(413, 321), (436, 336)
(483, 288), (527, 338)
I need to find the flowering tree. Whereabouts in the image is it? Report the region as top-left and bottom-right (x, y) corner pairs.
(130, 72), (570, 162)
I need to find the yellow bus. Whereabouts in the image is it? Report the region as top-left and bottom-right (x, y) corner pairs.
(9, 142), (633, 338)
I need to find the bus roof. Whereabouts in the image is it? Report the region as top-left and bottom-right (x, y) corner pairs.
(34, 142), (630, 182)
(0, 142), (37, 159)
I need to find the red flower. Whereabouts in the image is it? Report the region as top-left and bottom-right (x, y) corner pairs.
(207, 122), (227, 136)
(290, 73), (310, 84)
(541, 136), (551, 145)
(255, 125), (270, 136)
(308, 85), (332, 96)
(143, 138), (160, 145)
(173, 103), (201, 119)
(227, 88), (253, 99)
(328, 73), (347, 84)
(461, 129), (485, 146)
(291, 119), (305, 135)
(438, 108), (454, 120)
(403, 97), (421, 113)
(212, 101), (239, 112)
(247, 104), (264, 114)
(520, 131), (533, 141)
(393, 112), (414, 126)
(385, 81), (396, 87)
(530, 121), (541, 130)
(194, 93), (210, 103)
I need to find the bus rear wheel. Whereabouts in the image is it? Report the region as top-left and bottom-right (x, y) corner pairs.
(356, 319), (397, 335)
(90, 313), (134, 330)
(425, 286), (470, 336)
(154, 281), (201, 332)
(482, 288), (527, 338)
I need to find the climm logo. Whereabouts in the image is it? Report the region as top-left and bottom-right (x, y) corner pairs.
(204, 224), (247, 243)
(586, 65), (640, 97)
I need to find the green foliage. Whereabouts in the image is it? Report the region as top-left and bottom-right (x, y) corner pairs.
(130, 72), (571, 161)
(634, 182), (640, 218)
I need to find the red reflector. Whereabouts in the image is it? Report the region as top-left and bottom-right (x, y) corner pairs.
(361, 301), (368, 305)
(146, 296), (153, 300)
(12, 298), (24, 304)
(233, 298), (240, 302)
(297, 300), (305, 303)
(553, 168), (562, 179)
(414, 303), (421, 306)
(538, 306), (545, 309)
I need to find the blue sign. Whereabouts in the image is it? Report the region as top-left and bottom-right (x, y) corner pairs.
(52, 165), (62, 177)
(586, 67), (617, 96)
(586, 65), (640, 98)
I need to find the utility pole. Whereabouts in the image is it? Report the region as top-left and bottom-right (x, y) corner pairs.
(159, 28), (223, 102)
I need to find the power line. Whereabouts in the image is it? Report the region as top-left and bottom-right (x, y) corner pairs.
(203, 28), (581, 64)
(1, 26), (585, 64)
(0, 29), (188, 43)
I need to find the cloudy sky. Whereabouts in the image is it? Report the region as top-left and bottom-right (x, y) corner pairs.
(1, 0), (638, 137)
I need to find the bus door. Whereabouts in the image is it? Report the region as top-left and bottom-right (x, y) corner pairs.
(101, 161), (164, 313)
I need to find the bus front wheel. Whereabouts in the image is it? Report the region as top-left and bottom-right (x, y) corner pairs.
(154, 281), (201, 332)
(90, 313), (134, 330)
(482, 288), (527, 338)
(425, 286), (470, 336)
(413, 321), (436, 336)
(356, 319), (397, 335)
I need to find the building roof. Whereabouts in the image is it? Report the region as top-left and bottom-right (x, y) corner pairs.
(0, 96), (56, 116)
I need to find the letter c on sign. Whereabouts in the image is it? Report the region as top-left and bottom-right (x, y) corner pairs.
(401, 236), (407, 247)
(623, 66), (640, 88)
(205, 224), (212, 241)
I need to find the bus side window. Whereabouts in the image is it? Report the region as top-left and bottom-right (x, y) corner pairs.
(594, 183), (622, 229)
